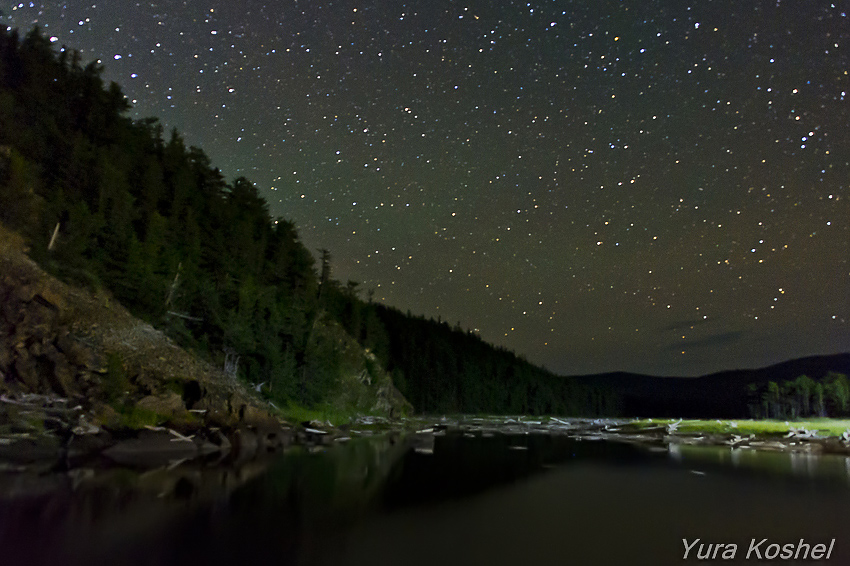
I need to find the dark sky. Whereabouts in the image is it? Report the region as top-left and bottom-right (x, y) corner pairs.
(6, 0), (849, 376)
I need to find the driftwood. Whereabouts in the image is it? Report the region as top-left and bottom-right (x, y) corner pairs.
(72, 415), (100, 435)
(166, 311), (203, 322)
(168, 429), (195, 443)
(786, 428), (818, 439)
(665, 419), (683, 434)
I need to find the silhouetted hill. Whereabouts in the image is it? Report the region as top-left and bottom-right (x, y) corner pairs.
(574, 353), (850, 418)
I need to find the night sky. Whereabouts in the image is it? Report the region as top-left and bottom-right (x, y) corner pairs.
(5, 0), (849, 376)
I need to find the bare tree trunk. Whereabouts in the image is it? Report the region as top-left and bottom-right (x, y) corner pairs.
(47, 222), (60, 251)
(165, 262), (182, 307)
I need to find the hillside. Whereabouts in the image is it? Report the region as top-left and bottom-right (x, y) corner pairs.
(575, 353), (850, 418)
(0, 26), (617, 419)
(0, 223), (282, 431)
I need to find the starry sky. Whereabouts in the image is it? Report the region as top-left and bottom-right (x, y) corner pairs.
(5, 0), (849, 377)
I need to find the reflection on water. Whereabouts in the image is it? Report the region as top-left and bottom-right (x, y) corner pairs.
(1, 431), (849, 566)
(668, 442), (850, 484)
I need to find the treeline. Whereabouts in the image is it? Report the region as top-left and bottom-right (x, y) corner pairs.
(374, 305), (619, 415)
(746, 373), (849, 420)
(0, 26), (617, 415)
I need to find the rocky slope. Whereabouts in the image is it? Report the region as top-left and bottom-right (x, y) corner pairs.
(1, 224), (280, 422)
(0, 224), (406, 467)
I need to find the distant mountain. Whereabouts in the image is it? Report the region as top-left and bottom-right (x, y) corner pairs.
(573, 353), (850, 418)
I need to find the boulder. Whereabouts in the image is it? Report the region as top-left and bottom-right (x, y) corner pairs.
(230, 427), (259, 461)
(102, 429), (206, 468)
(66, 430), (115, 463)
(257, 426), (291, 452)
(0, 345), (11, 373)
(44, 345), (76, 397)
(136, 392), (186, 418)
(13, 353), (39, 390)
(237, 402), (279, 427)
(56, 332), (98, 369)
(0, 433), (62, 465)
(90, 401), (121, 428)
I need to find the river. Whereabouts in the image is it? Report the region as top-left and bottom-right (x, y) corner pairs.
(1, 424), (848, 565)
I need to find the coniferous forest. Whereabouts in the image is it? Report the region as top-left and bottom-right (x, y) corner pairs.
(0, 27), (619, 416)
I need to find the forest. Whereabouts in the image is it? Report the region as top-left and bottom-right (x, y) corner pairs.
(0, 26), (619, 417)
(745, 373), (850, 420)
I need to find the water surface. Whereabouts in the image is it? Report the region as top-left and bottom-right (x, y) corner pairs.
(1, 429), (848, 565)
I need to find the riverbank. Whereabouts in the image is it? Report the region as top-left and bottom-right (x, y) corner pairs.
(575, 416), (850, 454)
(5, 409), (850, 474)
(0, 222), (415, 470)
(0, 223), (295, 469)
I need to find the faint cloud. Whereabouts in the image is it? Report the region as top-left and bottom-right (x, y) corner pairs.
(658, 318), (711, 333)
(662, 330), (747, 353)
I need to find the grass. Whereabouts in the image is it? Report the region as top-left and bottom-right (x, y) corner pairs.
(103, 352), (129, 403)
(627, 417), (850, 437)
(112, 402), (202, 430)
(273, 401), (367, 427)
(115, 405), (166, 429)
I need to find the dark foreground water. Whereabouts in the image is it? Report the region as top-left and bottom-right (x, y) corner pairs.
(2, 429), (849, 566)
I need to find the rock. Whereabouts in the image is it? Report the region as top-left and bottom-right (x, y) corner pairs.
(66, 430), (115, 463)
(56, 333), (96, 369)
(0, 346), (11, 373)
(182, 379), (203, 408)
(230, 427), (259, 461)
(13, 354), (39, 390)
(0, 434), (62, 464)
(136, 392), (186, 417)
(212, 429), (232, 454)
(0, 223), (283, 446)
(72, 414), (101, 435)
(257, 426), (290, 452)
(102, 430), (206, 468)
(91, 401), (121, 428)
(27, 339), (44, 357)
(12, 283), (36, 304)
(195, 437), (220, 456)
(192, 395), (236, 427)
(236, 402), (280, 427)
(44, 346), (76, 397)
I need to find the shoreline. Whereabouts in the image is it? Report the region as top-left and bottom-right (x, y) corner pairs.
(4, 409), (850, 474)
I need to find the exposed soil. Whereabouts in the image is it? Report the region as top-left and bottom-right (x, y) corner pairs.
(0, 225), (289, 467)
